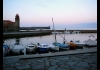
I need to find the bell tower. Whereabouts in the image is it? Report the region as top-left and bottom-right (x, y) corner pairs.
(15, 14), (20, 31)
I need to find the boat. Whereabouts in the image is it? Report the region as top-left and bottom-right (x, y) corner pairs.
(26, 43), (37, 53)
(11, 39), (25, 55)
(50, 18), (59, 51)
(71, 31), (77, 34)
(37, 43), (49, 53)
(52, 31), (59, 34)
(49, 44), (59, 51)
(74, 40), (86, 49)
(3, 44), (11, 56)
(76, 31), (81, 34)
(65, 40), (77, 50)
(84, 35), (97, 47)
(64, 30), (70, 34)
(52, 18), (69, 50)
(53, 42), (69, 50)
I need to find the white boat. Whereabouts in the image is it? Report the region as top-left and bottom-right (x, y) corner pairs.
(26, 44), (37, 53)
(84, 39), (97, 47)
(49, 44), (59, 51)
(52, 31), (59, 34)
(76, 31), (81, 34)
(74, 40), (86, 49)
(51, 18), (60, 51)
(84, 35), (97, 47)
(37, 43), (49, 53)
(64, 31), (70, 34)
(12, 43), (25, 54)
(72, 31), (77, 34)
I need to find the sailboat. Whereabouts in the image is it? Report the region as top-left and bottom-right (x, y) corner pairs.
(49, 18), (59, 51)
(51, 18), (69, 50)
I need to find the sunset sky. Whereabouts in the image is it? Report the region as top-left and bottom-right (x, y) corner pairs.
(3, 0), (97, 29)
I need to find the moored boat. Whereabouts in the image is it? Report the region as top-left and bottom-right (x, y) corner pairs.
(26, 43), (37, 53)
(74, 40), (86, 49)
(49, 44), (59, 51)
(3, 44), (11, 56)
(53, 42), (70, 50)
(84, 35), (97, 47)
(11, 39), (25, 55)
(37, 43), (49, 53)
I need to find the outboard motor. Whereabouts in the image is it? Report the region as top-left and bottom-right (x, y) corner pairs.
(37, 43), (40, 45)
(70, 40), (73, 42)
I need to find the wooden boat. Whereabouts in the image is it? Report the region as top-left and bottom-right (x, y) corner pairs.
(65, 40), (77, 50)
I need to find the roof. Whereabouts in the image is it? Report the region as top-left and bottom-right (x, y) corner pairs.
(3, 20), (14, 23)
(3, 20), (15, 28)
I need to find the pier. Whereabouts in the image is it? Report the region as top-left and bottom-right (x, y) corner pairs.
(3, 47), (97, 70)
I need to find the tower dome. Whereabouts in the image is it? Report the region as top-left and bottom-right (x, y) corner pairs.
(15, 14), (19, 18)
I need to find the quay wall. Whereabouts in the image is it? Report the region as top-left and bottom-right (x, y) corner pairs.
(3, 31), (51, 38)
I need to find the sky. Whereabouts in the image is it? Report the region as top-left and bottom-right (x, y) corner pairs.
(3, 0), (97, 29)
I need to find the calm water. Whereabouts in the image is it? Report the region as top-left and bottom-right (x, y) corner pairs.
(4, 33), (97, 48)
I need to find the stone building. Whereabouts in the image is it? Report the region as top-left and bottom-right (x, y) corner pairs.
(3, 14), (20, 32)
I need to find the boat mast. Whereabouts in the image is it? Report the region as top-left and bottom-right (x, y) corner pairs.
(52, 17), (57, 43)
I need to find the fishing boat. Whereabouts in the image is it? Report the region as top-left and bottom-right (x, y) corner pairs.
(84, 35), (97, 47)
(37, 43), (49, 53)
(26, 43), (37, 53)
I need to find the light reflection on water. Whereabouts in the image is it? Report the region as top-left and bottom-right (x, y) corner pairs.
(4, 33), (97, 48)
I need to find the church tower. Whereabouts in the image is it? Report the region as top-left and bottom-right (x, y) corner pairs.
(15, 14), (20, 31)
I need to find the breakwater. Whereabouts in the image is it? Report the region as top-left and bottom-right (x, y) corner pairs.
(3, 30), (97, 38)
(53, 30), (97, 33)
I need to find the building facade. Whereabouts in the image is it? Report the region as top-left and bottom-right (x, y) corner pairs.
(3, 14), (20, 32)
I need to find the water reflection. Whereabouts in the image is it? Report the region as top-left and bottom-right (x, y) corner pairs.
(3, 33), (97, 48)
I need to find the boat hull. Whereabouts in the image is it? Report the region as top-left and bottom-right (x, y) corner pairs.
(53, 42), (69, 50)
(37, 47), (49, 53)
